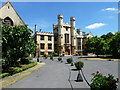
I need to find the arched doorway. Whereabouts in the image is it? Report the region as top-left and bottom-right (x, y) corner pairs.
(2, 17), (13, 26)
(65, 46), (70, 55)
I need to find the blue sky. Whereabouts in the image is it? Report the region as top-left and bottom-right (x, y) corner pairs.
(3, 2), (118, 36)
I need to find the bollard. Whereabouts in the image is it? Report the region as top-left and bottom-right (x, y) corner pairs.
(37, 58), (39, 62)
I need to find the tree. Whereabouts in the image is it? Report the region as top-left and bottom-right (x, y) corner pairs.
(101, 32), (114, 40)
(85, 36), (104, 56)
(109, 32), (120, 58)
(2, 25), (35, 67)
(85, 32), (120, 58)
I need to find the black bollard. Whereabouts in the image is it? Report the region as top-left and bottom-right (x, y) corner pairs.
(37, 58), (39, 62)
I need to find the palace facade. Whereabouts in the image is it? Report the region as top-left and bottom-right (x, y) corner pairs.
(1, 2), (93, 57)
(35, 14), (93, 56)
(53, 14), (93, 56)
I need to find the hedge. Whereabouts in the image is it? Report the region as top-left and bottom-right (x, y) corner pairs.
(67, 58), (73, 64)
(0, 73), (10, 78)
(0, 62), (37, 79)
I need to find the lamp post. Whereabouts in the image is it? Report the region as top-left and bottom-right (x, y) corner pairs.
(37, 44), (39, 62)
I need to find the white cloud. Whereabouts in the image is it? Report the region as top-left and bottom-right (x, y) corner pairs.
(102, 8), (118, 11)
(85, 23), (106, 29)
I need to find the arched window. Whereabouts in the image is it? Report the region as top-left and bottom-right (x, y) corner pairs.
(2, 17), (13, 26)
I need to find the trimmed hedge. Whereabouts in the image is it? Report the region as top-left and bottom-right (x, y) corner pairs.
(74, 61), (84, 70)
(58, 57), (62, 61)
(67, 58), (73, 64)
(50, 56), (53, 60)
(0, 62), (37, 78)
(0, 73), (10, 78)
(53, 53), (58, 56)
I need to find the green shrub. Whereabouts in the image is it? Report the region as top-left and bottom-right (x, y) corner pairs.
(0, 73), (10, 78)
(2, 67), (18, 75)
(20, 58), (30, 64)
(53, 53), (58, 56)
(50, 56), (53, 60)
(74, 61), (84, 70)
(44, 54), (48, 59)
(67, 58), (73, 64)
(22, 62), (37, 71)
(1, 62), (37, 78)
(90, 71), (119, 90)
(27, 57), (33, 60)
(58, 57), (62, 61)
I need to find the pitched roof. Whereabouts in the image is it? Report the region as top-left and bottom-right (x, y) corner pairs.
(0, 1), (25, 25)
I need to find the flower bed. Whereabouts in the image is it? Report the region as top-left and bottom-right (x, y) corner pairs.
(90, 71), (119, 90)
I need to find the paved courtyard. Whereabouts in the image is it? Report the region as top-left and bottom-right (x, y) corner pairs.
(7, 56), (119, 89)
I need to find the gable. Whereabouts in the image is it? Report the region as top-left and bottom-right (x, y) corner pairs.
(0, 1), (25, 26)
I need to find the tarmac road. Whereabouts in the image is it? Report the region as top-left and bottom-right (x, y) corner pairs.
(7, 56), (118, 89)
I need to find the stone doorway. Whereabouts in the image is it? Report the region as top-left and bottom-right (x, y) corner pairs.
(65, 49), (70, 55)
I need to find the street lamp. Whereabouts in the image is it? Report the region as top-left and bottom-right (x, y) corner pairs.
(37, 44), (39, 62)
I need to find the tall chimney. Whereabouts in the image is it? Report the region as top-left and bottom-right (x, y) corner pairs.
(35, 24), (37, 33)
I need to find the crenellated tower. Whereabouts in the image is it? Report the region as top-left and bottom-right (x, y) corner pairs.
(57, 14), (64, 55)
(70, 17), (77, 54)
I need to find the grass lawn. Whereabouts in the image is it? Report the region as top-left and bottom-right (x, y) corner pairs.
(0, 62), (45, 88)
(80, 57), (120, 61)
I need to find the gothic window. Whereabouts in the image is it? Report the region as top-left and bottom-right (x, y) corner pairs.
(2, 17), (13, 26)
(77, 38), (81, 50)
(8, 6), (10, 9)
(54, 33), (58, 41)
(65, 34), (69, 43)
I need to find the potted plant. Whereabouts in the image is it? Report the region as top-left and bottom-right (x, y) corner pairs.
(58, 57), (62, 61)
(90, 71), (119, 90)
(74, 61), (84, 70)
(67, 58), (73, 64)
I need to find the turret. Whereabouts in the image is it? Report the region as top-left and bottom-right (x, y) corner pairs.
(77, 29), (82, 36)
(70, 17), (76, 54)
(70, 17), (75, 28)
(58, 14), (63, 25)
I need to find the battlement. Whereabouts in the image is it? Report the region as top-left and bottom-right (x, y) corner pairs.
(36, 31), (54, 36)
